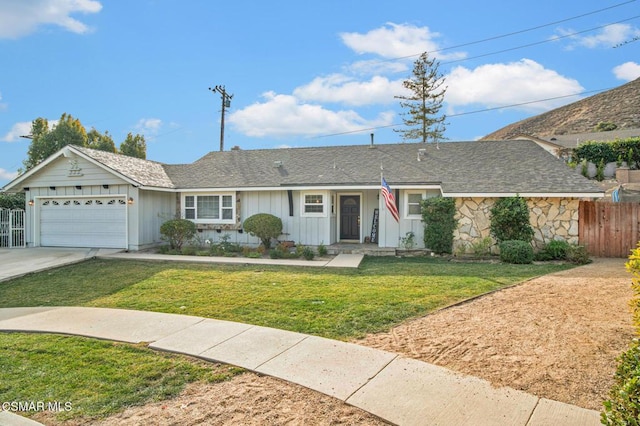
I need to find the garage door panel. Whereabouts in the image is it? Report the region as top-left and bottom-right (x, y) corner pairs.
(40, 197), (127, 248)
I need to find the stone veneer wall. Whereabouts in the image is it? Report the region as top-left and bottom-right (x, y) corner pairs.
(453, 197), (580, 253)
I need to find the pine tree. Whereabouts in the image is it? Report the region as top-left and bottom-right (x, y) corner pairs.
(394, 52), (447, 144)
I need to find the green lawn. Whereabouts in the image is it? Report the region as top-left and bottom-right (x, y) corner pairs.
(0, 256), (572, 339)
(0, 333), (243, 422)
(0, 256), (573, 422)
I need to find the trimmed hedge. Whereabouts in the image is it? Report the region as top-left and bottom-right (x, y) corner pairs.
(573, 137), (640, 169)
(160, 219), (196, 250)
(499, 240), (533, 264)
(490, 195), (534, 243)
(421, 197), (456, 254)
(243, 213), (282, 249)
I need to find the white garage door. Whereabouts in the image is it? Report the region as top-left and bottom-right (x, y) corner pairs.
(40, 197), (127, 248)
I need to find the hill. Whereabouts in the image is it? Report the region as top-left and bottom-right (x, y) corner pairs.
(481, 77), (640, 140)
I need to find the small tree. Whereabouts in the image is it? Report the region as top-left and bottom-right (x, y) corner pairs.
(421, 197), (456, 254)
(160, 219), (196, 250)
(394, 52), (447, 144)
(24, 113), (87, 170)
(0, 192), (25, 210)
(243, 213), (282, 249)
(119, 132), (147, 159)
(87, 128), (117, 153)
(490, 196), (534, 243)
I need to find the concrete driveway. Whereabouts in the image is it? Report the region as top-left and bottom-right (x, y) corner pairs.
(0, 247), (101, 283)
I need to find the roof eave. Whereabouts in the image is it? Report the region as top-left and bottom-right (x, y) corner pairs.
(441, 191), (605, 198)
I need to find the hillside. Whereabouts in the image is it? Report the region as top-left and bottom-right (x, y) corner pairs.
(481, 77), (640, 140)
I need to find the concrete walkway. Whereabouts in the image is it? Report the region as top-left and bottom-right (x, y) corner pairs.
(98, 251), (364, 268)
(0, 307), (601, 426)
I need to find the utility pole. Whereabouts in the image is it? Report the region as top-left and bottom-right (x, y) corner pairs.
(208, 85), (233, 151)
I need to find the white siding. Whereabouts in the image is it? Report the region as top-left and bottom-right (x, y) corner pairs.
(22, 156), (128, 188)
(133, 189), (175, 250)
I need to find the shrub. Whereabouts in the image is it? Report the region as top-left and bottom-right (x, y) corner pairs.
(269, 248), (284, 259)
(0, 192), (25, 210)
(536, 240), (571, 261)
(490, 196), (534, 243)
(160, 219), (196, 250)
(499, 240), (533, 264)
(242, 213), (282, 249)
(400, 232), (416, 249)
(566, 244), (591, 265)
(317, 242), (328, 257)
(421, 197), (456, 254)
(602, 340), (640, 425)
(602, 244), (640, 424)
(596, 158), (605, 182)
(470, 236), (493, 257)
(302, 246), (315, 260)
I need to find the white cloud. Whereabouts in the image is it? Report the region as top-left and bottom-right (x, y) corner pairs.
(293, 74), (403, 106)
(0, 0), (102, 39)
(134, 118), (163, 137)
(445, 59), (584, 112)
(0, 168), (18, 181)
(346, 59), (409, 76)
(340, 22), (466, 61)
(613, 61), (640, 81)
(228, 91), (394, 138)
(1, 121), (33, 142)
(556, 24), (640, 49)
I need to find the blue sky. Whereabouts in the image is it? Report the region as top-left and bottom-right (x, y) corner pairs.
(1, 0), (639, 187)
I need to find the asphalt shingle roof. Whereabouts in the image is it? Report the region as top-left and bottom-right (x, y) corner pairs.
(75, 146), (175, 189)
(162, 140), (602, 195)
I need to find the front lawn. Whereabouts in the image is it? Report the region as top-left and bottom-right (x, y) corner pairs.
(0, 256), (573, 422)
(0, 333), (243, 422)
(0, 256), (572, 340)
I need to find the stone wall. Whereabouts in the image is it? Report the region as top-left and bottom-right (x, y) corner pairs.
(453, 197), (580, 253)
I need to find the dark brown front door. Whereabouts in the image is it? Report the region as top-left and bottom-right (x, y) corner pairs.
(340, 195), (360, 240)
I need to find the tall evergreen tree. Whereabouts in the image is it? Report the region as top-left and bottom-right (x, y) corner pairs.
(394, 52), (447, 144)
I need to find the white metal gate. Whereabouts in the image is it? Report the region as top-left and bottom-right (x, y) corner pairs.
(0, 208), (25, 248)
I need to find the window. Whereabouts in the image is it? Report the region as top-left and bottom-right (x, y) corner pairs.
(184, 194), (235, 223)
(301, 192), (326, 217)
(405, 192), (424, 218)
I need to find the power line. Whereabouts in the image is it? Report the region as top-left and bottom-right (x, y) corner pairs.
(312, 87), (612, 139)
(440, 15), (640, 66)
(379, 0), (638, 63)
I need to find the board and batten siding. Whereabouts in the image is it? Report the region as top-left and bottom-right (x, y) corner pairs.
(134, 189), (175, 250)
(21, 155), (128, 188)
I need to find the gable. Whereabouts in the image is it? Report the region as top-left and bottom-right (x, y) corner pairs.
(15, 154), (129, 189)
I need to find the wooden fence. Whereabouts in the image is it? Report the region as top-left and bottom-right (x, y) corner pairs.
(579, 201), (640, 258)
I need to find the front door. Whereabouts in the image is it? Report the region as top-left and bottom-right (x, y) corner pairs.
(340, 195), (360, 240)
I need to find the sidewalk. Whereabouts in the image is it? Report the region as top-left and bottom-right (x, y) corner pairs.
(0, 307), (601, 426)
(98, 251), (365, 268)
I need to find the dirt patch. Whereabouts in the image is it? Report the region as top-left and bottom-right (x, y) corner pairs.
(357, 257), (635, 411)
(38, 258), (635, 424)
(59, 375), (387, 426)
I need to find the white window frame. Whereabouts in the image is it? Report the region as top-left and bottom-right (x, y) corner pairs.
(404, 191), (425, 219)
(300, 192), (327, 217)
(182, 193), (236, 224)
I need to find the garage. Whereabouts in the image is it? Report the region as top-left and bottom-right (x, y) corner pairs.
(39, 197), (127, 248)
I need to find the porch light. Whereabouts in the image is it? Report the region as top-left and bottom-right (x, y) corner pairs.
(127, 197), (134, 205)
(28, 199), (34, 206)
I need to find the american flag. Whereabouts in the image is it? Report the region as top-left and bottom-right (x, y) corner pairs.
(381, 177), (399, 222)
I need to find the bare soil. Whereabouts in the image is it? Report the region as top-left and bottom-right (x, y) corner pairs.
(39, 258), (635, 425)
